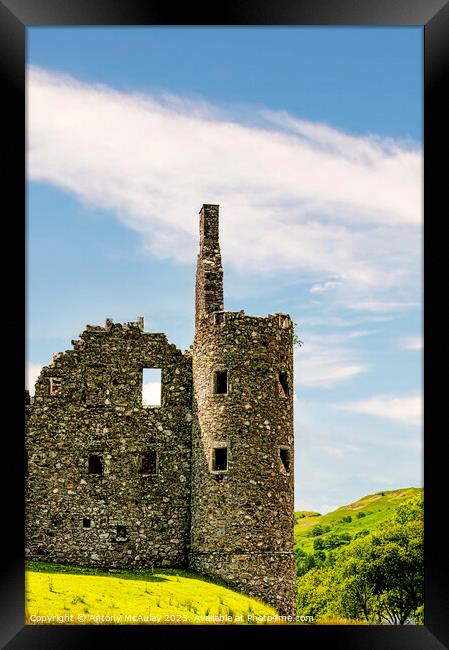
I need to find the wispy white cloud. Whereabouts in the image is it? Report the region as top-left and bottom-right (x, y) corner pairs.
(310, 280), (343, 294)
(345, 300), (420, 313)
(294, 398), (422, 511)
(316, 443), (361, 457)
(298, 359), (367, 388)
(25, 363), (42, 396)
(295, 331), (371, 388)
(401, 335), (423, 351)
(297, 314), (394, 328)
(28, 66), (422, 309)
(335, 393), (422, 427)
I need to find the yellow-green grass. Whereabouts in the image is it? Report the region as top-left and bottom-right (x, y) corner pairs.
(26, 562), (280, 625)
(295, 487), (423, 555)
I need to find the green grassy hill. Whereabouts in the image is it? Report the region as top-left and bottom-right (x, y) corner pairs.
(295, 487), (423, 555)
(26, 561), (278, 625)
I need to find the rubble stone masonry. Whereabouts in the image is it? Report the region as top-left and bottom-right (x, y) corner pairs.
(26, 204), (296, 616)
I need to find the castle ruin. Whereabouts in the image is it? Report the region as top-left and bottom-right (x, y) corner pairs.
(25, 204), (296, 615)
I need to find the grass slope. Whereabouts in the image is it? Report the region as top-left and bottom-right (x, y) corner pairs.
(26, 562), (278, 625)
(295, 487), (423, 555)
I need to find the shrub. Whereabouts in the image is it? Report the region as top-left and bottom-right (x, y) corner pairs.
(308, 524), (325, 537)
(295, 547), (317, 577)
(314, 533), (353, 551)
(313, 550), (326, 565)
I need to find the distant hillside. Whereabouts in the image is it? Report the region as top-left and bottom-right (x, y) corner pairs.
(295, 487), (423, 555)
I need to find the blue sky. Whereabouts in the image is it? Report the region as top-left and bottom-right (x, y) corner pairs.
(26, 27), (423, 513)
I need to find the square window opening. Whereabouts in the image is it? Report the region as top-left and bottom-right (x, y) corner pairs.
(49, 377), (62, 396)
(88, 453), (103, 475)
(279, 448), (291, 474)
(212, 446), (228, 472)
(140, 451), (157, 476)
(278, 371), (290, 397)
(214, 312), (225, 325)
(142, 368), (162, 407)
(213, 370), (228, 395)
(83, 518), (91, 529)
(116, 525), (127, 539)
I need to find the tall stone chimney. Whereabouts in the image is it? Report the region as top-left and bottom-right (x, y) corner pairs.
(195, 204), (224, 328)
(190, 202), (296, 616)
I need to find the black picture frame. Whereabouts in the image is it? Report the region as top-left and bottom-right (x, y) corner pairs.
(2, 0), (448, 648)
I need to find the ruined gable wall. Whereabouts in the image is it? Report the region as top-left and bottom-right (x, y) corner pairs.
(25, 320), (193, 569)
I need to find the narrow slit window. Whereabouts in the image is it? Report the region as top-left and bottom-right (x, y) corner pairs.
(213, 370), (228, 395)
(88, 453), (103, 475)
(83, 518), (91, 529)
(279, 448), (291, 474)
(116, 525), (127, 539)
(140, 451), (157, 476)
(49, 377), (62, 396)
(212, 447), (228, 472)
(142, 368), (162, 407)
(278, 371), (289, 397)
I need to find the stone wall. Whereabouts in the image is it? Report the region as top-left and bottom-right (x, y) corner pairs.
(25, 320), (192, 569)
(25, 202), (297, 618)
(190, 309), (296, 616)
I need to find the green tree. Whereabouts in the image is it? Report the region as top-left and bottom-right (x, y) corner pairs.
(332, 496), (424, 624)
(368, 497), (424, 624)
(324, 532), (352, 549)
(313, 549), (326, 566)
(295, 496), (424, 624)
(296, 568), (332, 619)
(330, 535), (380, 621)
(309, 524), (324, 537)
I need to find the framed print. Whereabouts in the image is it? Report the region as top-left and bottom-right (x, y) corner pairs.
(1, 0), (448, 648)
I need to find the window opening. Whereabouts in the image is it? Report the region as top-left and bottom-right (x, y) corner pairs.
(49, 377), (62, 396)
(212, 446), (228, 472)
(278, 371), (289, 397)
(140, 451), (157, 476)
(142, 368), (162, 406)
(116, 525), (127, 539)
(88, 453), (103, 475)
(279, 448), (290, 473)
(213, 370), (228, 395)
